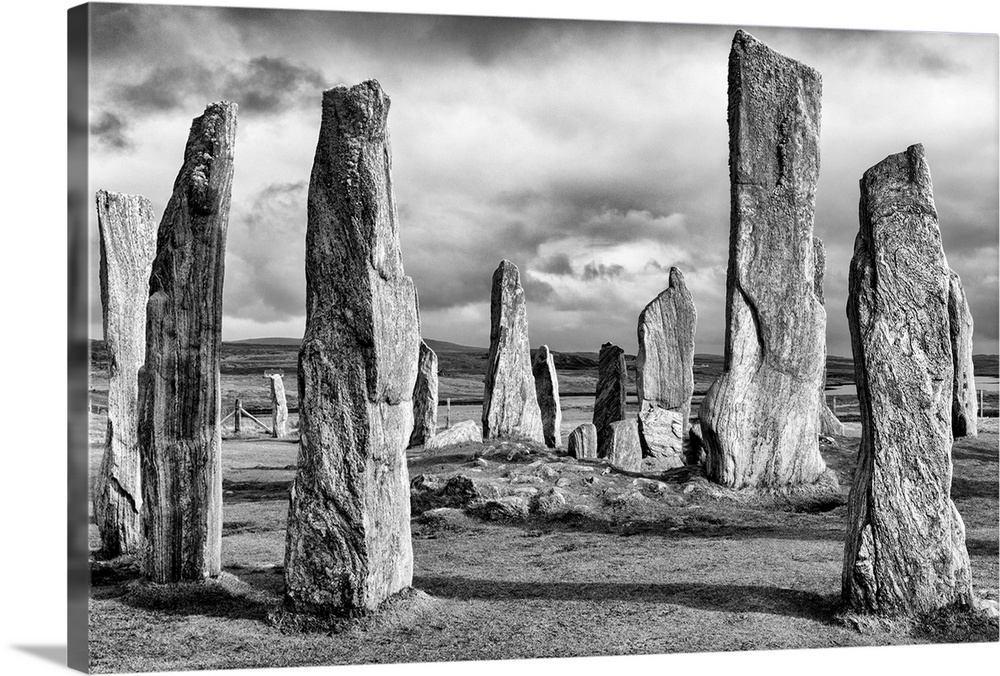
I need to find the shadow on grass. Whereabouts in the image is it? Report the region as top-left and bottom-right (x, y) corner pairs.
(952, 443), (999, 464)
(90, 560), (276, 623)
(223, 479), (292, 503)
(413, 575), (840, 624)
(966, 537), (999, 557)
(951, 476), (998, 500)
(12, 645), (65, 666)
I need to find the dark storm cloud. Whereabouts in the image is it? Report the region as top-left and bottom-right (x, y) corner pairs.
(523, 274), (555, 303)
(90, 111), (131, 150)
(581, 262), (625, 281)
(536, 253), (574, 275)
(114, 57), (327, 114)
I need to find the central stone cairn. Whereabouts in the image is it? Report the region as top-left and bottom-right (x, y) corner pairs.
(699, 30), (828, 488)
(284, 81), (420, 618)
(482, 260), (545, 444)
(636, 266), (696, 469)
(139, 101), (237, 582)
(843, 144), (973, 615)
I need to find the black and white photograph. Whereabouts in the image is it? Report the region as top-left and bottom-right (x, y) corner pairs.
(11, 0), (1000, 674)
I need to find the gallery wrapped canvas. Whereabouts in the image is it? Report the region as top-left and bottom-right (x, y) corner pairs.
(66, 2), (999, 674)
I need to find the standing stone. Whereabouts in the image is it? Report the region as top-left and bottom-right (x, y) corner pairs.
(636, 267), (696, 467)
(284, 81), (419, 617)
(267, 373), (289, 438)
(843, 144), (973, 616)
(948, 269), (978, 438)
(409, 340), (439, 447)
(532, 345), (562, 448)
(567, 423), (598, 460)
(593, 342), (628, 451)
(813, 237), (845, 437)
(699, 30), (828, 488)
(599, 420), (641, 473)
(93, 190), (157, 558)
(138, 101), (236, 582)
(482, 260), (545, 444)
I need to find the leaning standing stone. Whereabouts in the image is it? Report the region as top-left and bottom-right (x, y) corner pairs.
(409, 340), (439, 447)
(636, 266), (696, 467)
(284, 81), (420, 617)
(482, 260), (545, 444)
(948, 269), (978, 438)
(138, 102), (236, 582)
(267, 373), (289, 438)
(567, 423), (598, 460)
(93, 190), (157, 558)
(813, 237), (845, 437)
(699, 30), (828, 488)
(532, 345), (562, 448)
(843, 143), (973, 616)
(593, 342), (628, 451)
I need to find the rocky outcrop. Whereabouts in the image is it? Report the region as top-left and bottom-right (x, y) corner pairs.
(425, 420), (482, 451)
(636, 267), (696, 467)
(699, 30), (828, 488)
(599, 419), (641, 473)
(532, 345), (562, 448)
(567, 423), (598, 460)
(948, 269), (978, 438)
(813, 237), (845, 437)
(409, 340), (439, 447)
(593, 343), (628, 451)
(482, 260), (544, 444)
(284, 81), (419, 618)
(266, 373), (289, 438)
(93, 190), (157, 558)
(843, 143), (973, 616)
(138, 102), (236, 582)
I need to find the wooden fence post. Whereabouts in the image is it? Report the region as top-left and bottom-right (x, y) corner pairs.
(234, 398), (242, 434)
(446, 398), (451, 429)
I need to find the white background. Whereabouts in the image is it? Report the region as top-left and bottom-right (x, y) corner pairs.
(1, 1), (998, 675)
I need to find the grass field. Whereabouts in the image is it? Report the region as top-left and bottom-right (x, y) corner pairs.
(85, 342), (999, 672)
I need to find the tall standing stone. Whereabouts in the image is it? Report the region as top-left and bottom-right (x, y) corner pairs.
(93, 190), (157, 558)
(593, 342), (628, 451)
(813, 237), (845, 436)
(284, 81), (420, 617)
(409, 340), (439, 448)
(636, 267), (696, 467)
(843, 144), (973, 615)
(482, 260), (545, 444)
(948, 269), (978, 438)
(267, 373), (289, 438)
(138, 102), (237, 582)
(699, 30), (828, 488)
(532, 344), (562, 448)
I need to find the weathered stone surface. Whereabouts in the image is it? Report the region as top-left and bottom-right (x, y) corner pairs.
(532, 345), (562, 448)
(567, 423), (598, 460)
(425, 420), (483, 450)
(593, 343), (628, 451)
(482, 260), (545, 444)
(284, 81), (419, 618)
(139, 102), (236, 582)
(266, 374), (289, 438)
(409, 340), (439, 447)
(93, 190), (157, 558)
(948, 269), (978, 438)
(813, 237), (845, 437)
(636, 267), (696, 463)
(843, 143), (973, 616)
(599, 419), (641, 473)
(699, 30), (827, 488)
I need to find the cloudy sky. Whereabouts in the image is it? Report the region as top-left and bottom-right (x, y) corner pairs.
(85, 1), (999, 357)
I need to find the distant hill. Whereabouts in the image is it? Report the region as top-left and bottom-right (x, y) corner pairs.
(424, 339), (486, 353)
(228, 337), (302, 346)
